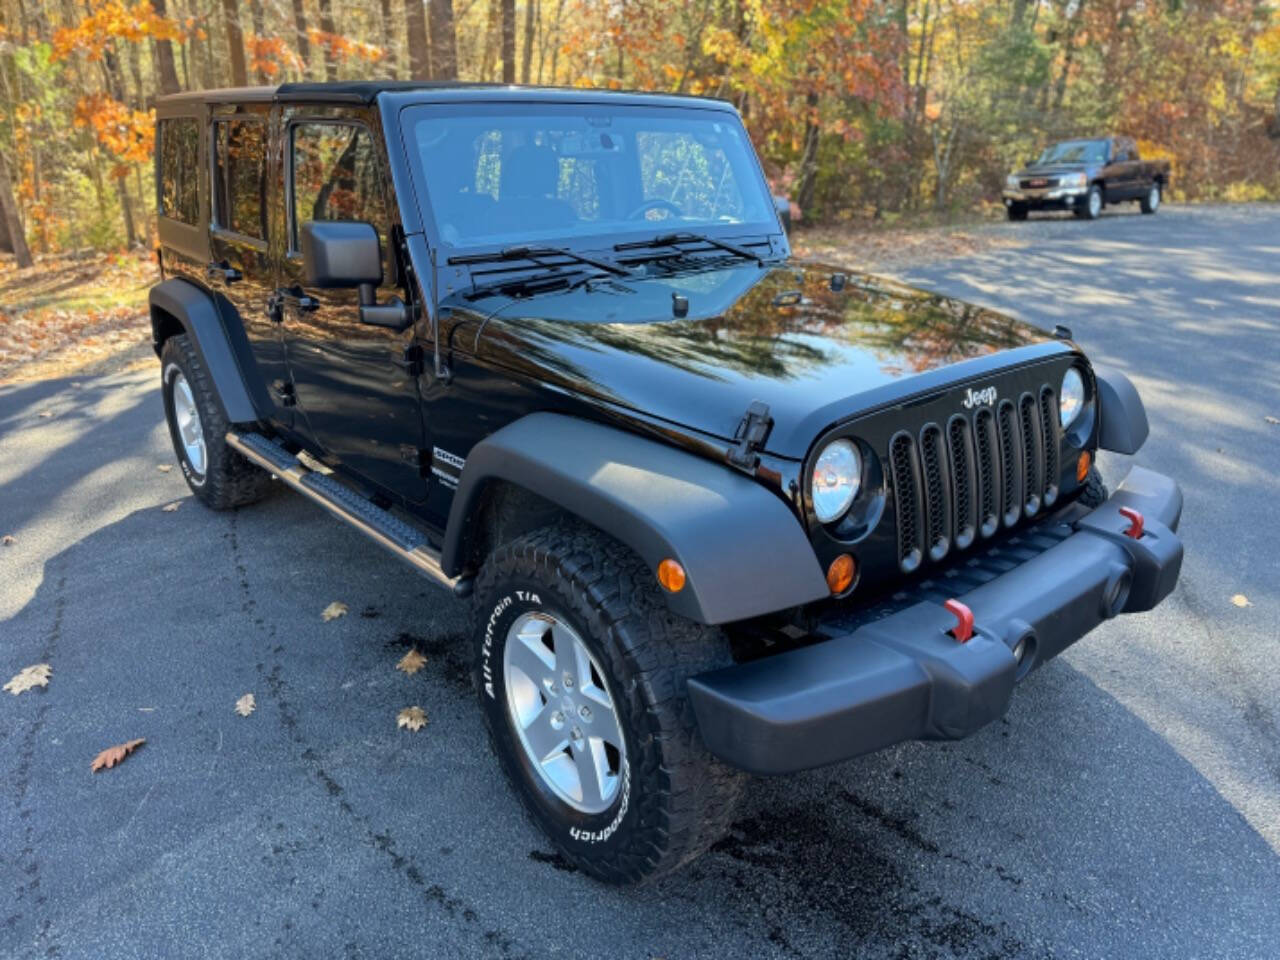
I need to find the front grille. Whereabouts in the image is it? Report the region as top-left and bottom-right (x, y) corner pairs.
(1020, 177), (1059, 189)
(891, 388), (1061, 574)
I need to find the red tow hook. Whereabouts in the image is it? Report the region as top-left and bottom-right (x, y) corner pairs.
(944, 599), (974, 644)
(1119, 506), (1145, 540)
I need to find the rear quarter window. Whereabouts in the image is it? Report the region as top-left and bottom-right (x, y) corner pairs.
(158, 117), (200, 225)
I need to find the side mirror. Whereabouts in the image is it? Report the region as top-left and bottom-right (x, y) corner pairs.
(772, 194), (793, 233)
(299, 220), (410, 331)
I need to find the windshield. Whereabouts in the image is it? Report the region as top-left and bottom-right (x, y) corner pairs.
(400, 102), (776, 250)
(1037, 140), (1109, 165)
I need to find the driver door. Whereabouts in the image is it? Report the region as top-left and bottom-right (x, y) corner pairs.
(278, 114), (428, 504)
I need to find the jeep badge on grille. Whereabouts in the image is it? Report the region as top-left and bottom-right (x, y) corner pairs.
(962, 386), (998, 409)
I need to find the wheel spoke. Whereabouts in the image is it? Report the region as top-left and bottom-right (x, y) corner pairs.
(586, 702), (623, 752)
(507, 628), (554, 686)
(522, 702), (569, 763)
(573, 740), (608, 810)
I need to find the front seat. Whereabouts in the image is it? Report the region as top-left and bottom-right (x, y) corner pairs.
(497, 145), (576, 229)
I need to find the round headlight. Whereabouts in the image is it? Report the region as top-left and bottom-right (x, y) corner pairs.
(1059, 367), (1085, 428)
(811, 440), (861, 523)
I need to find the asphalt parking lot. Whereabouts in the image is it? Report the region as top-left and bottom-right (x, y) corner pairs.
(2, 203), (1278, 959)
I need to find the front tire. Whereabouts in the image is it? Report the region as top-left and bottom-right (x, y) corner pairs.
(1006, 203), (1028, 222)
(1077, 184), (1103, 220)
(472, 522), (744, 884)
(160, 335), (273, 510)
(1140, 183), (1161, 214)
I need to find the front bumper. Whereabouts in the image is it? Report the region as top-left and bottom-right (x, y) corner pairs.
(688, 466), (1183, 775)
(1003, 187), (1087, 210)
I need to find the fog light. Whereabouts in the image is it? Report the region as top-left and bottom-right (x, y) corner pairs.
(657, 558), (686, 593)
(826, 554), (855, 595)
(1077, 450), (1092, 484)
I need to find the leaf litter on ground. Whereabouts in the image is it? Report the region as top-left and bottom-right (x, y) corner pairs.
(4, 663), (52, 695)
(397, 707), (428, 731)
(91, 738), (145, 772)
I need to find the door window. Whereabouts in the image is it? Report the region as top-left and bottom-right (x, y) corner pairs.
(290, 123), (388, 250)
(158, 117), (200, 224)
(212, 118), (268, 241)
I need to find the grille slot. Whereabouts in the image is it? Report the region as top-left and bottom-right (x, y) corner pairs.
(1039, 386), (1060, 506)
(1019, 392), (1043, 517)
(997, 399), (1023, 527)
(974, 408), (1001, 538)
(947, 416), (977, 550)
(919, 424), (952, 562)
(889, 431), (924, 573)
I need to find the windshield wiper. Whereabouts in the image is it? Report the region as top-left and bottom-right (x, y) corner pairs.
(448, 245), (630, 277)
(464, 267), (622, 301)
(614, 232), (764, 266)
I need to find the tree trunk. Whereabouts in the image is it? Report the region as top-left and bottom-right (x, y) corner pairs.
(501, 0), (516, 83)
(151, 0), (182, 94)
(221, 0), (248, 87)
(406, 0), (429, 79)
(521, 0), (535, 84)
(249, 0), (267, 83)
(317, 0), (338, 81)
(290, 0), (311, 78)
(379, 0), (397, 79)
(795, 90), (821, 214)
(429, 0), (458, 80)
(0, 157), (33, 268)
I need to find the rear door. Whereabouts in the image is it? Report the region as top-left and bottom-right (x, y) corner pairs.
(208, 105), (293, 425)
(277, 110), (429, 504)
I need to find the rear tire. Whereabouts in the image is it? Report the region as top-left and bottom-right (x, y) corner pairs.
(472, 521), (744, 884)
(1140, 183), (1161, 214)
(160, 335), (273, 510)
(1006, 203), (1028, 222)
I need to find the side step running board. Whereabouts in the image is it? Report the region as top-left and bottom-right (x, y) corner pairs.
(226, 431), (465, 595)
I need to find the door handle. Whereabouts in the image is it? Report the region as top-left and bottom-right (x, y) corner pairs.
(277, 289), (319, 313)
(206, 261), (242, 283)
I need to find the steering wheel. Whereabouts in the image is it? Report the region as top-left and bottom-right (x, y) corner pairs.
(626, 198), (683, 221)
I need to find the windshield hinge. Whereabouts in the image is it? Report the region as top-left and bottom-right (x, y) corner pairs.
(727, 400), (772, 473)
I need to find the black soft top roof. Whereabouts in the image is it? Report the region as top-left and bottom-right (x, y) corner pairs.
(156, 81), (733, 112)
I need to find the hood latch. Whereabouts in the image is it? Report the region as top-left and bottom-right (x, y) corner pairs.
(727, 400), (773, 473)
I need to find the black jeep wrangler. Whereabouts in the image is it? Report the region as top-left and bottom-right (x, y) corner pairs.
(151, 82), (1184, 884)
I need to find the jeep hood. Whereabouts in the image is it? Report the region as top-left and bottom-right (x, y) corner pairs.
(463, 261), (1061, 459)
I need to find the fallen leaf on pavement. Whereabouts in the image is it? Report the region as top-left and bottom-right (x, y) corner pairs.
(321, 601), (348, 622)
(161, 501), (181, 512)
(4, 663), (52, 695)
(396, 649), (428, 675)
(234, 693), (256, 717)
(38, 410), (53, 418)
(1265, 416), (1279, 426)
(2, 534), (14, 546)
(1231, 594), (1251, 608)
(91, 738), (145, 772)
(397, 706), (428, 731)
(157, 464), (173, 473)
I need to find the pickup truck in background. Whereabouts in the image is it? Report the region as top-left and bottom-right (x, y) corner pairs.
(1002, 136), (1170, 221)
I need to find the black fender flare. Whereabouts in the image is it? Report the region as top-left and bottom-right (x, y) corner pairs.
(149, 278), (257, 424)
(1093, 364), (1149, 455)
(442, 413), (830, 625)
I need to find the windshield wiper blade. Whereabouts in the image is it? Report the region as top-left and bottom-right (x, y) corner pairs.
(614, 232), (764, 266)
(465, 267), (621, 301)
(448, 245), (630, 277)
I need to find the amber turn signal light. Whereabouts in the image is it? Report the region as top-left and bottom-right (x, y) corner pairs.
(657, 558), (686, 593)
(1076, 450), (1092, 484)
(826, 554), (855, 595)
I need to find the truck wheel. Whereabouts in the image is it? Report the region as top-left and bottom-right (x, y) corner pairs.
(1077, 184), (1103, 220)
(1006, 203), (1028, 222)
(160, 334), (273, 510)
(1140, 183), (1161, 214)
(472, 522), (744, 884)
(1078, 466), (1109, 508)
